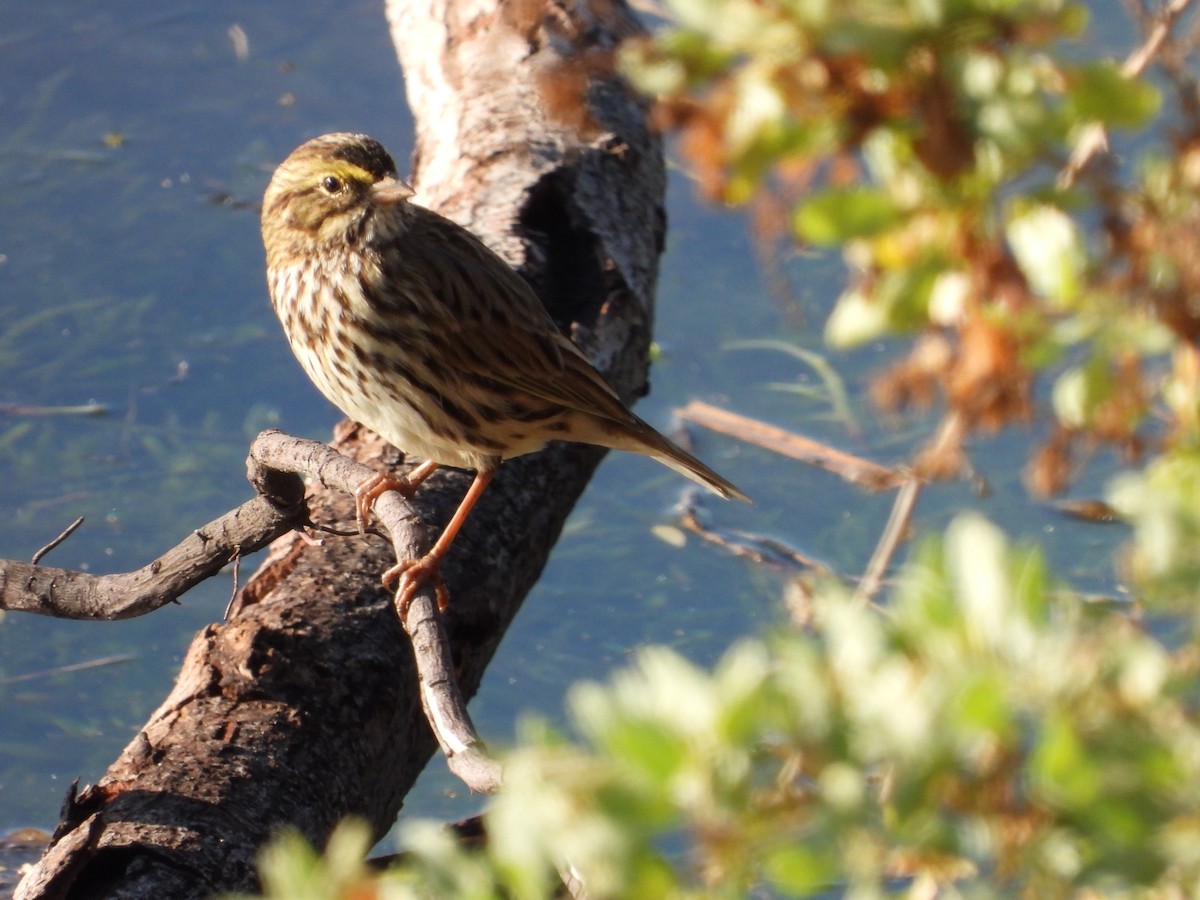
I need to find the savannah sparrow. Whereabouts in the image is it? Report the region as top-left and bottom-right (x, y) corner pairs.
(262, 133), (748, 611)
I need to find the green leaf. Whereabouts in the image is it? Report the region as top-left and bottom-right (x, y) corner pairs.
(1032, 715), (1101, 808)
(601, 719), (690, 782)
(1067, 62), (1160, 129)
(953, 672), (1011, 736)
(762, 843), (837, 895)
(794, 187), (903, 245)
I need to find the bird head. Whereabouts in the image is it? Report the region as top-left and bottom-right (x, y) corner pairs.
(261, 132), (414, 258)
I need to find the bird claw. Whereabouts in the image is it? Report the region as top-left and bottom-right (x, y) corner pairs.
(383, 555), (450, 617)
(354, 472), (419, 534)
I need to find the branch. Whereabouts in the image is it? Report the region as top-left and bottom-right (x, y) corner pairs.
(1, 428), (497, 788)
(242, 430), (501, 791)
(0, 470), (305, 620)
(1059, 0), (1196, 188)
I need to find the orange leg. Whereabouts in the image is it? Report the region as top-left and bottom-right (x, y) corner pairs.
(383, 468), (495, 615)
(354, 459), (440, 533)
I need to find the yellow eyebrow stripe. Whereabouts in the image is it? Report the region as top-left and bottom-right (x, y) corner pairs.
(326, 161), (373, 181)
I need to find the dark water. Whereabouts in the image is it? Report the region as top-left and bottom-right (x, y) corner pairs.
(0, 0), (1130, 846)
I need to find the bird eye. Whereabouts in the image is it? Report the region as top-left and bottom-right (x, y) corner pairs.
(321, 175), (343, 194)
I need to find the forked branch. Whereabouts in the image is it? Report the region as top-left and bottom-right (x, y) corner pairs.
(0, 460), (305, 620)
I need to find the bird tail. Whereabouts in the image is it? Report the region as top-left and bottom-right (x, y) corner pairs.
(630, 424), (750, 503)
(649, 444), (751, 502)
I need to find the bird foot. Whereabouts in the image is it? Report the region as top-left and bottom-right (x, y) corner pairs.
(354, 472), (420, 534)
(383, 554), (451, 617)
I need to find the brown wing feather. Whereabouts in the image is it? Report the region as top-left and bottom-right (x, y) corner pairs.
(390, 207), (642, 428)
(374, 204), (748, 502)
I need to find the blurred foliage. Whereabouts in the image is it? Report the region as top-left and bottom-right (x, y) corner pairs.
(621, 0), (1200, 602)
(244, 516), (1200, 897)
(628, 0), (1180, 494)
(235, 0), (1200, 895)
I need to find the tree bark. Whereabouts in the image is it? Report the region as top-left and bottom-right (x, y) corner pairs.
(15, 0), (664, 896)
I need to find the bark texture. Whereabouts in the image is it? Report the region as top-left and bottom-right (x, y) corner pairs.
(15, 0), (663, 896)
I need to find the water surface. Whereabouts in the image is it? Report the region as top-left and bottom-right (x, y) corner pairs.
(0, 0), (1131, 845)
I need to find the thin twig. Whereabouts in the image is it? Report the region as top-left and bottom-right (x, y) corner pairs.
(223, 551), (242, 620)
(677, 400), (903, 489)
(677, 491), (829, 572)
(853, 473), (922, 605)
(1124, 0), (1194, 75)
(244, 430), (501, 792)
(0, 654), (135, 686)
(2, 470), (305, 620)
(1059, 0), (1196, 187)
(0, 402), (108, 417)
(31, 516), (85, 565)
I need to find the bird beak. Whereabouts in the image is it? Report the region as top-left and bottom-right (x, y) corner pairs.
(372, 177), (415, 205)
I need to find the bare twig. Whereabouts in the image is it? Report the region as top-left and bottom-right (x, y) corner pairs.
(853, 473), (922, 605)
(0, 466), (305, 620)
(1125, 0), (1194, 74)
(31, 516), (85, 565)
(0, 654), (136, 686)
(1059, 0), (1196, 188)
(677, 490), (830, 572)
(245, 430), (500, 790)
(677, 400), (903, 490)
(0, 402), (108, 417)
(222, 551), (242, 620)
